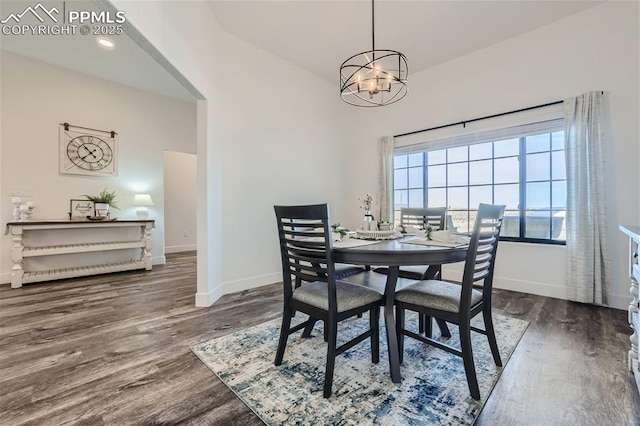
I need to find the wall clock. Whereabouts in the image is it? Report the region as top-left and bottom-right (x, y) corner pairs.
(59, 123), (117, 176)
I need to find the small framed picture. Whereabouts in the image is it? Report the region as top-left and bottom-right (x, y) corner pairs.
(70, 199), (94, 219)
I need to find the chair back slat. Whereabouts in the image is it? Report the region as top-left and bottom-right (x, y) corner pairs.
(274, 204), (337, 310)
(472, 270), (490, 282)
(400, 207), (446, 230)
(460, 204), (505, 309)
(474, 253), (492, 264)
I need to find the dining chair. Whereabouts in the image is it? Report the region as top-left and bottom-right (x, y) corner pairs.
(274, 204), (383, 398)
(394, 203), (505, 400)
(374, 207), (447, 281)
(374, 207), (448, 334)
(291, 218), (365, 288)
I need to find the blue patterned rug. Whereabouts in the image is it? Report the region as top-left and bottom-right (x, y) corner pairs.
(191, 311), (528, 425)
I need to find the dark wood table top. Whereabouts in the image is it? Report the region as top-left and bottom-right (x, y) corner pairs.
(333, 236), (468, 266)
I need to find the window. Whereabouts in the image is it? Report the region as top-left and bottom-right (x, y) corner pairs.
(394, 127), (566, 244)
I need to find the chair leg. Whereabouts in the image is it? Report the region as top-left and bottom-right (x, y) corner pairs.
(483, 306), (502, 367)
(395, 303), (405, 364)
(323, 319), (338, 398)
(324, 321), (328, 342)
(302, 318), (318, 338)
(436, 319), (451, 338)
(459, 322), (480, 400)
(418, 313), (425, 334)
(370, 307), (380, 364)
(275, 308), (292, 366)
(424, 315), (433, 338)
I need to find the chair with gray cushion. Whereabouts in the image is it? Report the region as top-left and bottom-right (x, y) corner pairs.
(394, 203), (505, 400)
(374, 207), (447, 334)
(274, 204), (383, 398)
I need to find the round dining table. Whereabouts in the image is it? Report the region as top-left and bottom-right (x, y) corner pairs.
(332, 236), (468, 384)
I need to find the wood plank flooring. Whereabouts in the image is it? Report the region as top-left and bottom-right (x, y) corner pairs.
(1, 251), (639, 425)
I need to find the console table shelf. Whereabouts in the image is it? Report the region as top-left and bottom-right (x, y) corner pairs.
(22, 260), (147, 284)
(23, 241), (146, 257)
(6, 220), (154, 288)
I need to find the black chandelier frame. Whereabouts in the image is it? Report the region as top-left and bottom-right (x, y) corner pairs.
(339, 0), (408, 107)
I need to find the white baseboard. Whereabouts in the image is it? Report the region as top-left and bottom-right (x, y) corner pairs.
(493, 276), (567, 301)
(223, 272), (281, 294)
(442, 265), (627, 311)
(605, 293), (631, 311)
(195, 283), (223, 307)
(165, 244), (197, 254)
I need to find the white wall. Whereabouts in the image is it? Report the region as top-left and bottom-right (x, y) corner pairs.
(111, 1), (350, 303)
(163, 151), (197, 253)
(344, 1), (639, 310)
(0, 51), (197, 282)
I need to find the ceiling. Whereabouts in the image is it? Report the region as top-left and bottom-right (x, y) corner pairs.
(208, 0), (605, 85)
(0, 1), (605, 102)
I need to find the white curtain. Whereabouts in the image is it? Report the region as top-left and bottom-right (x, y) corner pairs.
(378, 136), (394, 223)
(564, 91), (611, 305)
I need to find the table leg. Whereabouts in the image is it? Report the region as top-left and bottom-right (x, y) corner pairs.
(384, 266), (402, 383)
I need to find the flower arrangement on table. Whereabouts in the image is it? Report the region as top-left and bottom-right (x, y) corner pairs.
(401, 222), (435, 239)
(424, 223), (435, 240)
(331, 223), (349, 241)
(358, 193), (376, 230)
(358, 193), (374, 213)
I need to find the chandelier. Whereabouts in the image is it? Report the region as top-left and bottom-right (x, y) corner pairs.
(339, 0), (408, 107)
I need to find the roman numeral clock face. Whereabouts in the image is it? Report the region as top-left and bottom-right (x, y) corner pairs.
(59, 129), (117, 176)
(67, 136), (113, 170)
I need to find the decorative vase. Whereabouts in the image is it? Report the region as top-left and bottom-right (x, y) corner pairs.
(363, 210), (375, 231)
(95, 203), (110, 218)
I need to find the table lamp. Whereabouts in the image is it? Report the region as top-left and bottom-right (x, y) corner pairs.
(133, 193), (154, 219)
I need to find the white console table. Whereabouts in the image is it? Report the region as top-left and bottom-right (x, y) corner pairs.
(6, 220), (154, 288)
(620, 225), (640, 394)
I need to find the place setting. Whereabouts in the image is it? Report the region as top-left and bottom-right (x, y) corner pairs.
(401, 227), (471, 248)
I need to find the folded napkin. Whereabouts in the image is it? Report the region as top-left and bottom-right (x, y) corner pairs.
(403, 225), (420, 234)
(403, 225), (427, 237)
(430, 229), (452, 242)
(402, 234), (470, 248)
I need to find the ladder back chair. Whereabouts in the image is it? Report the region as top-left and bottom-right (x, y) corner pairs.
(400, 207), (447, 233)
(394, 203), (505, 400)
(274, 204), (383, 398)
(375, 207), (448, 334)
(375, 207), (447, 281)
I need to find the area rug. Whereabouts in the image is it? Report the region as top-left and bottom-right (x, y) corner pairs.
(191, 311), (528, 425)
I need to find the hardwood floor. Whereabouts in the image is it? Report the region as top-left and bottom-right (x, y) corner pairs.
(1, 251), (638, 425)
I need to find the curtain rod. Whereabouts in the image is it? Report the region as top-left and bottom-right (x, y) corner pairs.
(393, 100), (564, 139)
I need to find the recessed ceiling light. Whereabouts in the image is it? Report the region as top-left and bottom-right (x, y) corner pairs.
(97, 38), (115, 49)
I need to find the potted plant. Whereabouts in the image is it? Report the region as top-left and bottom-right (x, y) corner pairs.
(378, 220), (393, 231)
(331, 223), (349, 241)
(84, 188), (119, 218)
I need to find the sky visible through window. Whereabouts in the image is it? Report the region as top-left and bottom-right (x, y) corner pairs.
(394, 131), (566, 242)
